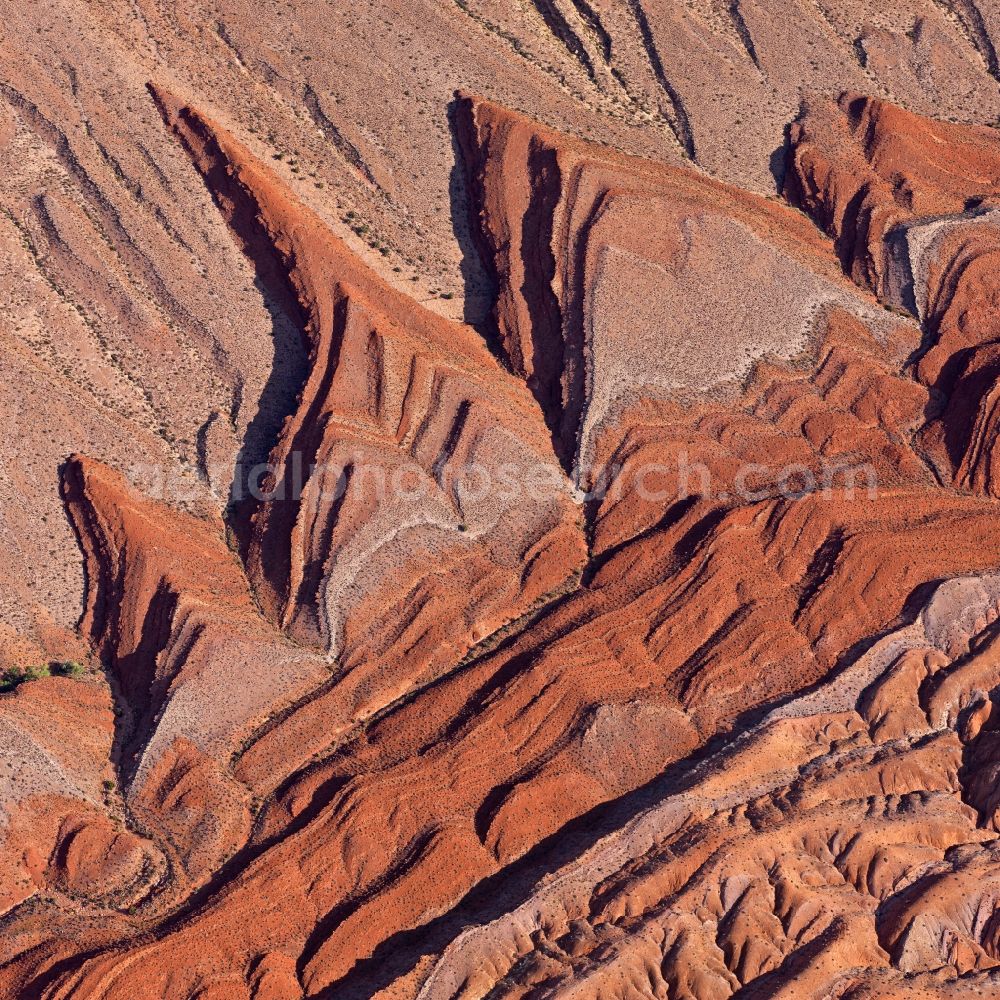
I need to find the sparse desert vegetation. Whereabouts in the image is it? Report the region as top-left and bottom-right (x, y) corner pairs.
(5, 3), (1000, 998)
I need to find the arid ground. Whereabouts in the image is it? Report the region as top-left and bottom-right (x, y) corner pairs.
(6, 2), (1000, 997)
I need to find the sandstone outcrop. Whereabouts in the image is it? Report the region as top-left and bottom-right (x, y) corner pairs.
(786, 94), (1000, 500)
(62, 454), (329, 895)
(415, 575), (1000, 1000)
(153, 90), (587, 714)
(7, 7), (1000, 999)
(454, 91), (887, 474)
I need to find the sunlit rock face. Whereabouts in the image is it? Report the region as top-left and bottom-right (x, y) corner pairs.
(7, 5), (1000, 999)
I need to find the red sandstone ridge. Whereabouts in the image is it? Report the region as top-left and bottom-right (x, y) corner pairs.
(415, 575), (1000, 999)
(453, 90), (867, 473)
(784, 92), (1000, 300)
(8, 8), (1000, 1000)
(785, 95), (1000, 500)
(151, 87), (587, 712)
(62, 454), (329, 897)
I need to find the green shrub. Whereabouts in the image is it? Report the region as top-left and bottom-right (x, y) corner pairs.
(0, 668), (25, 691)
(0, 659), (92, 691)
(53, 660), (86, 678)
(0, 663), (49, 691)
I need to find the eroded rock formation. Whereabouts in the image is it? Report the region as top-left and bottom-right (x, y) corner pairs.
(7, 12), (1000, 1000)
(154, 90), (587, 707)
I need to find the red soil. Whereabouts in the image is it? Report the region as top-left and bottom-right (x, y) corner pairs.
(6, 16), (1000, 1000)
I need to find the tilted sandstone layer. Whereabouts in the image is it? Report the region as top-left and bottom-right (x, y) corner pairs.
(454, 91), (890, 473)
(415, 574), (1000, 999)
(6, 84), (1000, 1000)
(785, 93), (1000, 501)
(151, 86), (587, 713)
(61, 454), (330, 897)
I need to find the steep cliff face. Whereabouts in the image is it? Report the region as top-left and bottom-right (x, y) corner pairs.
(6, 0), (1000, 668)
(785, 94), (1000, 297)
(154, 93), (587, 705)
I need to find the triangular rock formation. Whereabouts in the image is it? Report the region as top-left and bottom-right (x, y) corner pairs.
(153, 88), (587, 708)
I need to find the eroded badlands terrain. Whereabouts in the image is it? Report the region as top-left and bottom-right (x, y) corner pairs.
(9, 2), (1000, 998)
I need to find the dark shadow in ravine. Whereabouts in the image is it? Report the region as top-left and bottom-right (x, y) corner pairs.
(446, 96), (499, 332)
(227, 273), (310, 514)
(148, 84), (313, 567)
(768, 127), (789, 195)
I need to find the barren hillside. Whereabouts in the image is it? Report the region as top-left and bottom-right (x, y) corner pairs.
(5, 2), (1000, 998)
